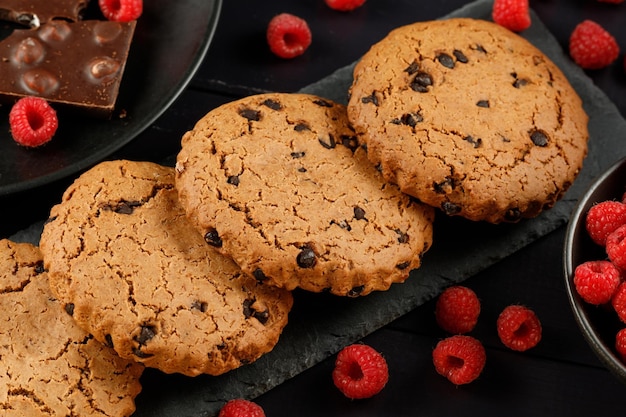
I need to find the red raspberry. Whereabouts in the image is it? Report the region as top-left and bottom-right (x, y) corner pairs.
(99, 0), (142, 22)
(613, 282), (626, 323)
(607, 224), (626, 270)
(324, 0), (366, 12)
(492, 0), (531, 32)
(615, 328), (626, 362)
(432, 335), (486, 385)
(218, 399), (265, 417)
(332, 344), (388, 399)
(569, 20), (620, 70)
(9, 96), (58, 148)
(585, 200), (626, 246)
(496, 305), (542, 351)
(574, 260), (622, 305)
(435, 286), (481, 334)
(266, 13), (312, 59)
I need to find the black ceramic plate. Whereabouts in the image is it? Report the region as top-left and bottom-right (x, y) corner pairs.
(0, 0), (222, 196)
(563, 157), (626, 384)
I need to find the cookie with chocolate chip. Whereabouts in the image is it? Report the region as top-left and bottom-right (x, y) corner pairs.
(347, 18), (589, 223)
(0, 239), (143, 417)
(39, 160), (293, 376)
(175, 93), (435, 297)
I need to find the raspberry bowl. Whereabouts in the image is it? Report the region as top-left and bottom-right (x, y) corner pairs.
(563, 157), (626, 383)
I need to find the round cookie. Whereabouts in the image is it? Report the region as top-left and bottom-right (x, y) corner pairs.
(347, 18), (589, 223)
(175, 93), (435, 297)
(0, 239), (143, 417)
(39, 160), (293, 377)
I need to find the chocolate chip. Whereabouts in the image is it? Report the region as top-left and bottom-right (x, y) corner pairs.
(476, 100), (490, 108)
(105, 334), (114, 348)
(64, 303), (74, 316)
(331, 219), (352, 231)
(298, 167), (307, 173)
(296, 245), (316, 268)
(291, 151), (305, 158)
(204, 228), (222, 247)
(239, 108), (260, 121)
(347, 285), (365, 297)
(453, 49), (468, 63)
(410, 72), (433, 93)
(313, 99), (333, 107)
(505, 208), (522, 222)
(441, 201), (462, 215)
(227, 175), (240, 186)
(395, 229), (409, 244)
(354, 206), (367, 220)
(340, 135), (359, 151)
(437, 53), (455, 69)
(399, 112), (423, 127)
(464, 135), (482, 148)
(133, 348), (153, 359)
(243, 299), (269, 324)
(404, 60), (419, 75)
(396, 261), (411, 270)
(434, 177), (454, 194)
(191, 301), (208, 312)
(34, 260), (45, 274)
(105, 199), (142, 214)
(318, 134), (336, 149)
(530, 130), (549, 147)
(136, 325), (156, 345)
(253, 268), (268, 282)
(294, 122), (310, 132)
(361, 92), (379, 106)
(513, 78), (529, 88)
(473, 44), (487, 53)
(262, 98), (282, 110)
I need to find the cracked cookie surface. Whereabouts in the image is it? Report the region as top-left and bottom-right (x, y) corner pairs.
(175, 93), (435, 297)
(39, 160), (293, 376)
(0, 239), (143, 417)
(347, 18), (589, 223)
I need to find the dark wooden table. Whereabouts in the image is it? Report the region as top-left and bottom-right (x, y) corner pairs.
(2, 0), (626, 415)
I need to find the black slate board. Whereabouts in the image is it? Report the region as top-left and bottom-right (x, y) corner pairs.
(11, 1), (626, 416)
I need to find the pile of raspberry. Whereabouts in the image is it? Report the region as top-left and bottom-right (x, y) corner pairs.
(573, 193), (626, 362)
(491, 0), (624, 72)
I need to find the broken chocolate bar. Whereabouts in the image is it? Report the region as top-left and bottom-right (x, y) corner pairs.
(0, 19), (136, 118)
(0, 0), (89, 27)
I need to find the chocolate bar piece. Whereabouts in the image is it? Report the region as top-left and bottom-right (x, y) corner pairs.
(0, 19), (136, 118)
(0, 0), (89, 27)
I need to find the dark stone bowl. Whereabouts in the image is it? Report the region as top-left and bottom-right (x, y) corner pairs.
(563, 157), (626, 383)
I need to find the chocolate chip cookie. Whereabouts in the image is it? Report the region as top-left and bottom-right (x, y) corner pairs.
(39, 160), (293, 376)
(175, 93), (435, 297)
(0, 239), (143, 417)
(347, 18), (589, 223)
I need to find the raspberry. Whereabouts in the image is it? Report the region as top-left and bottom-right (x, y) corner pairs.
(574, 260), (622, 305)
(606, 224), (626, 270)
(616, 328), (626, 362)
(492, 0), (531, 32)
(496, 305), (542, 351)
(585, 200), (626, 246)
(432, 335), (486, 385)
(99, 0), (143, 22)
(218, 399), (265, 417)
(324, 0), (366, 12)
(266, 13), (312, 59)
(612, 282), (626, 323)
(569, 20), (619, 70)
(332, 344), (388, 399)
(9, 96), (58, 148)
(435, 286), (481, 334)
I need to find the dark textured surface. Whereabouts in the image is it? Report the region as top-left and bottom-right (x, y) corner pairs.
(6, 0), (626, 416)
